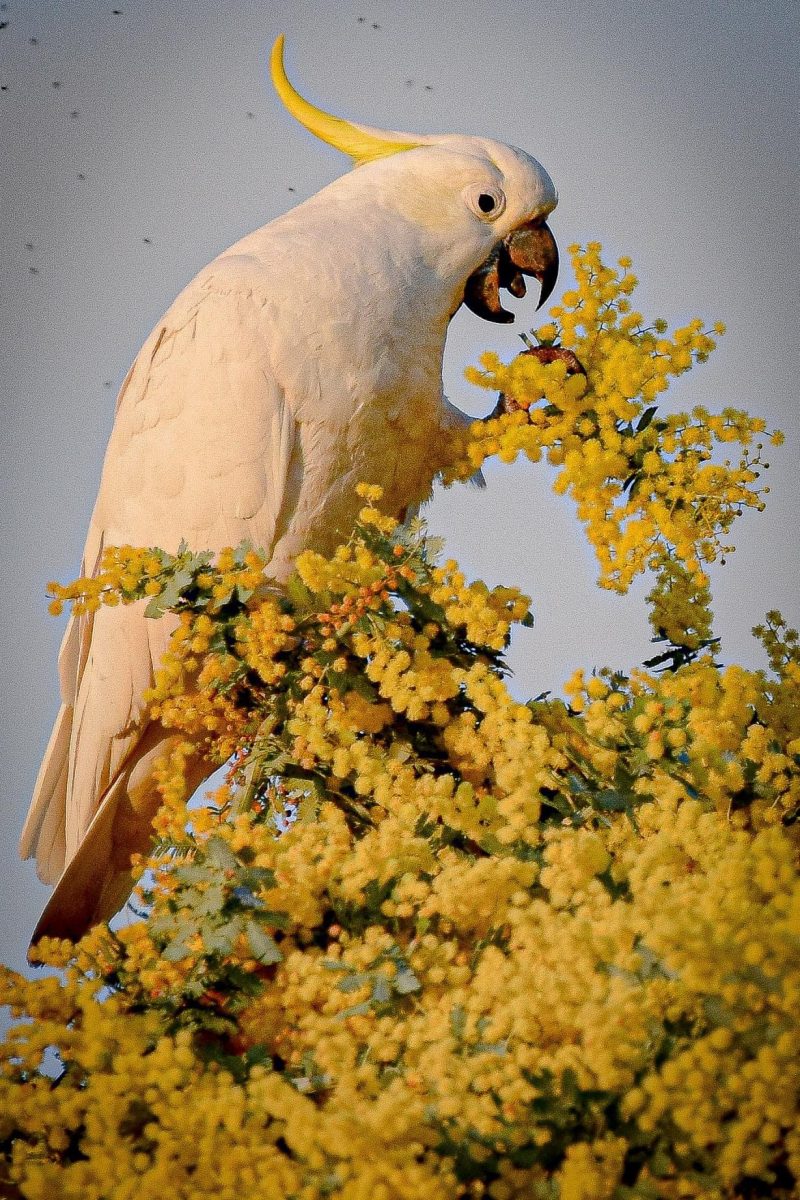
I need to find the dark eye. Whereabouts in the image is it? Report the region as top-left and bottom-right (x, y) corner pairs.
(463, 184), (506, 220)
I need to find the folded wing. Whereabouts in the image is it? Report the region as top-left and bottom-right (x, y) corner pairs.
(23, 259), (302, 942)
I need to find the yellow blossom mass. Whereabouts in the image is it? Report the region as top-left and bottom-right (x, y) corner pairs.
(3, 246), (797, 1200)
(445, 245), (778, 600)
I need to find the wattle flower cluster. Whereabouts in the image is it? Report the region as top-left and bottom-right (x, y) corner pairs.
(2, 248), (796, 1200)
(445, 244), (781, 597)
(4, 511), (798, 1199)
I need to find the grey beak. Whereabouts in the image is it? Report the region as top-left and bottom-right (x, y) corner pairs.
(505, 220), (559, 311)
(464, 220), (559, 324)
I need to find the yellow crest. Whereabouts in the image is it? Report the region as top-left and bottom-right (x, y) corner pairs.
(270, 36), (422, 166)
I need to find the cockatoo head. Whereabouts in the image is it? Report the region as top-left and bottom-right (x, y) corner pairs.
(271, 36), (559, 324)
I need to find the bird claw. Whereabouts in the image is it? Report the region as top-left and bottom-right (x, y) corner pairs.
(520, 345), (586, 375)
(490, 345), (587, 417)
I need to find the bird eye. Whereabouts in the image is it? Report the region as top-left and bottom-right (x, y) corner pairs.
(464, 184), (506, 221)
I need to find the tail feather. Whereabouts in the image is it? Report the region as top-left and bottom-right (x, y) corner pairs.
(28, 767), (145, 951)
(20, 702), (71, 884)
(21, 610), (89, 884)
(25, 597), (189, 950)
(57, 610), (89, 702)
(28, 722), (210, 954)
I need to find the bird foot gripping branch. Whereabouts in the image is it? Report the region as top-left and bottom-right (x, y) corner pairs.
(490, 345), (586, 418)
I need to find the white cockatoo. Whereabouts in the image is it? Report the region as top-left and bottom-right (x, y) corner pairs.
(22, 36), (559, 946)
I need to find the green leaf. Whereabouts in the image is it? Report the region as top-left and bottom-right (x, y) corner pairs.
(473, 1041), (508, 1056)
(423, 536), (445, 560)
(258, 909), (290, 930)
(192, 883), (226, 916)
(337, 972), (369, 993)
(244, 1044), (272, 1071)
(393, 969), (421, 995)
(144, 593), (168, 618)
(149, 570), (194, 614)
(621, 470), (641, 496)
(241, 865), (277, 889)
(372, 975), (392, 1004)
(285, 574), (315, 612)
(336, 1001), (372, 1020)
(174, 863), (215, 886)
(144, 551), (213, 618)
(450, 1004), (467, 1039)
(593, 789), (629, 812)
(343, 671), (379, 701)
(245, 921), (283, 965)
(326, 670), (352, 694)
(162, 938), (192, 962)
(636, 405), (658, 432)
(204, 836), (238, 872)
(202, 922), (239, 956)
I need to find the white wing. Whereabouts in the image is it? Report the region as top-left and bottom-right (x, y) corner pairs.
(22, 256), (303, 941)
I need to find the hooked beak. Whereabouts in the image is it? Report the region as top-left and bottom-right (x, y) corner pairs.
(463, 219), (559, 324)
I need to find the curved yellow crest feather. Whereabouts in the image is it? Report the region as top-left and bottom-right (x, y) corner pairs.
(270, 35), (422, 166)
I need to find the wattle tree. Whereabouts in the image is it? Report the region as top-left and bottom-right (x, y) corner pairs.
(2, 246), (797, 1200)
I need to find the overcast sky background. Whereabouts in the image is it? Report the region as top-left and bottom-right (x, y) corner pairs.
(1, 0), (798, 974)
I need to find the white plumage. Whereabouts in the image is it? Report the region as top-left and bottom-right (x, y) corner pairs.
(22, 37), (559, 945)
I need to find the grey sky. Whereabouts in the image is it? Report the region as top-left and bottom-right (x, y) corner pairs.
(1, 0), (798, 973)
